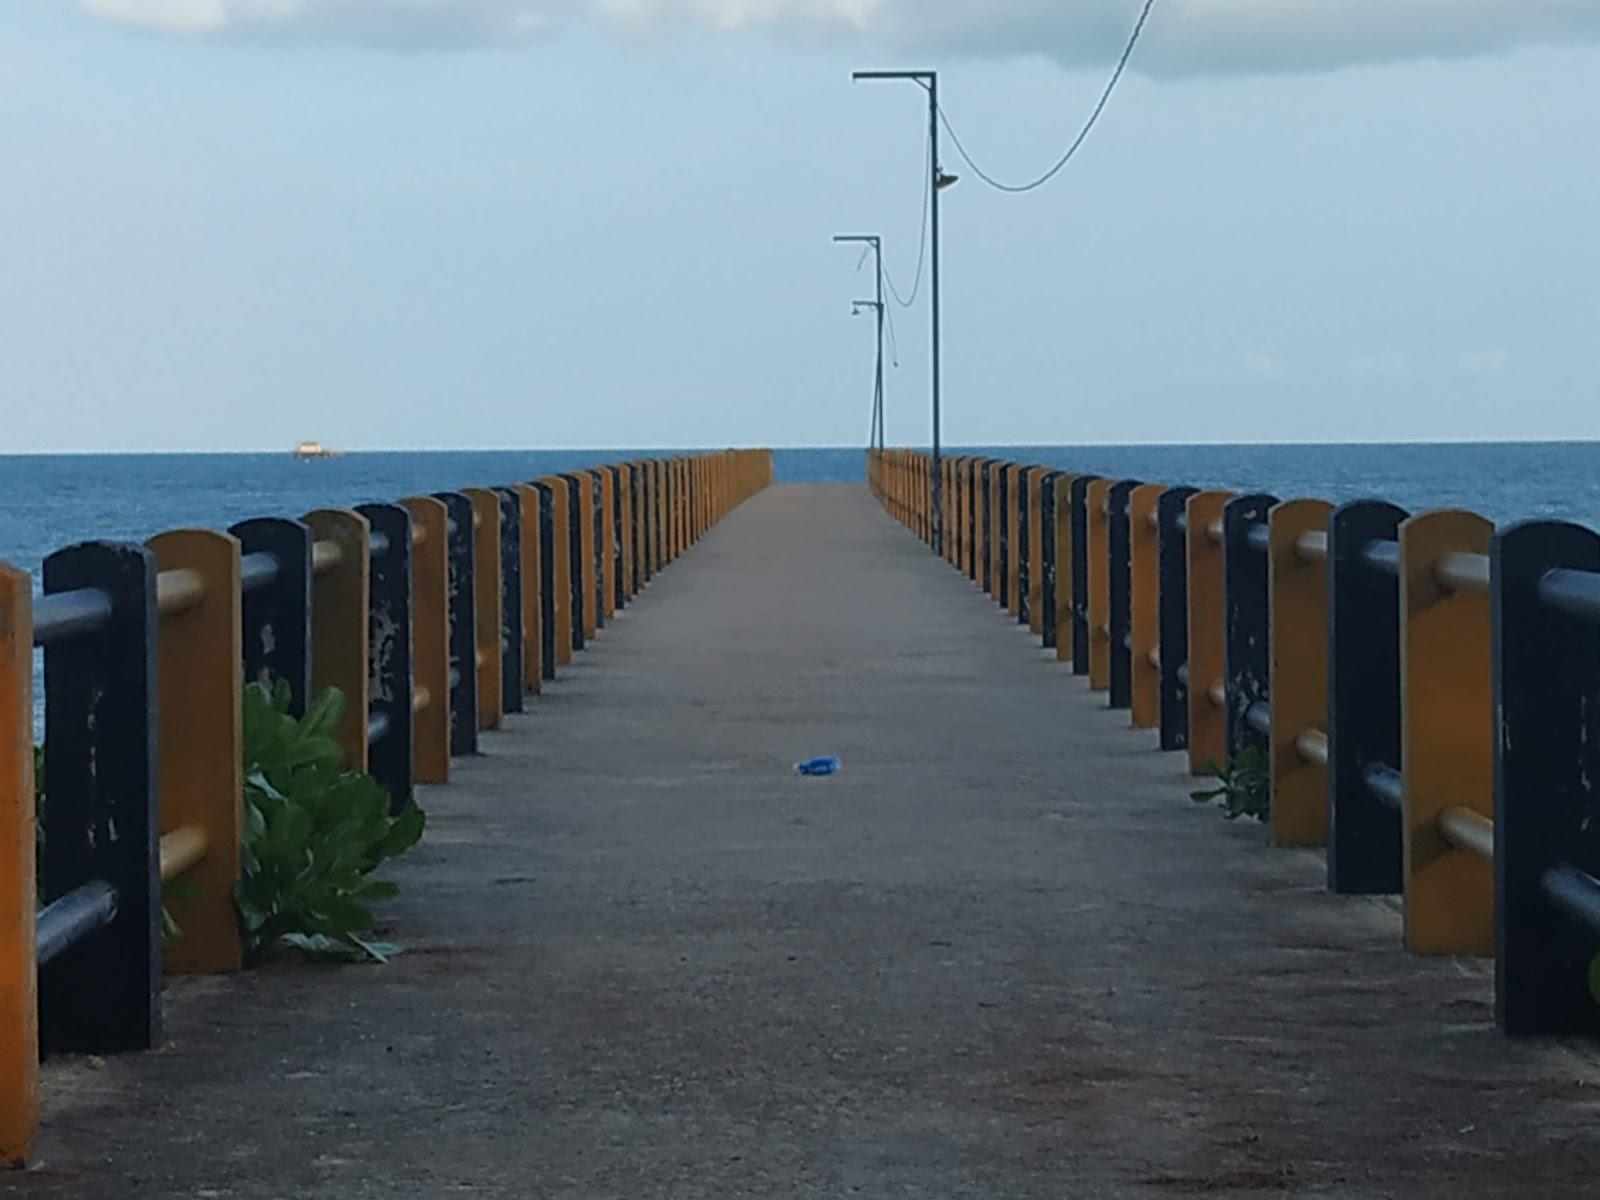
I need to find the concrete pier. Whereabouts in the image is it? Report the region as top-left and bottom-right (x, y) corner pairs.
(18, 484), (1598, 1198)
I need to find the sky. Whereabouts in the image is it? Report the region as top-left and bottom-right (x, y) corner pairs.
(1, 0), (1597, 452)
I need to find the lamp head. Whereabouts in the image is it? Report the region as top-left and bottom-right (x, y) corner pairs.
(935, 171), (960, 191)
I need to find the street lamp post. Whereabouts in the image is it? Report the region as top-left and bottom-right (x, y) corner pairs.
(831, 233), (886, 450)
(852, 69), (956, 556)
(852, 300), (884, 448)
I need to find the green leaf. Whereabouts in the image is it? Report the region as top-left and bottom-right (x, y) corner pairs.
(235, 683), (424, 965)
(301, 686), (346, 742)
(374, 804), (426, 864)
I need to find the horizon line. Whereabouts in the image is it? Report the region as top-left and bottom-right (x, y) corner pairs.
(3, 435), (1599, 458)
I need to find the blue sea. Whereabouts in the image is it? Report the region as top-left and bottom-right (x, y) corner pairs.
(2, 442), (1599, 579)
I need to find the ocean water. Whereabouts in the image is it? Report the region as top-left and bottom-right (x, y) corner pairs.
(2, 442), (1598, 578)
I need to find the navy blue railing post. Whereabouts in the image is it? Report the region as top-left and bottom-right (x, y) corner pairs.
(38, 542), (160, 1055)
(432, 492), (478, 756)
(1107, 479), (1143, 709)
(628, 463), (645, 593)
(356, 503), (415, 812)
(1156, 486), (1199, 752)
(1041, 472), (1060, 650)
(1069, 475), (1103, 675)
(967, 459), (980, 583)
(1492, 520), (1600, 1036)
(1222, 493), (1278, 764)
(1017, 468), (1032, 626)
(996, 467), (1011, 610)
(1327, 500), (1408, 895)
(231, 517), (312, 715)
(493, 488), (525, 714)
(972, 464), (985, 595)
(530, 481), (558, 682)
(609, 466), (626, 611)
(591, 473), (607, 630)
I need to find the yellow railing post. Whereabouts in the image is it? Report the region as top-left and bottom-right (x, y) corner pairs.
(693, 456), (702, 543)
(952, 456), (965, 574)
(148, 529), (243, 975)
(0, 564), (37, 1168)
(303, 509), (371, 771)
(1085, 478), (1114, 690)
(512, 485), (543, 694)
(688, 458), (699, 544)
(1184, 491), (1232, 775)
(909, 452), (918, 534)
(572, 472), (598, 640)
(663, 459), (675, 563)
(1401, 509), (1494, 956)
(1027, 467), (1047, 636)
(988, 462), (1004, 602)
(668, 461), (681, 561)
(1267, 499), (1334, 846)
(634, 463), (649, 577)
(644, 462), (659, 573)
(1054, 476), (1075, 662)
(400, 497), (451, 783)
(910, 453), (919, 535)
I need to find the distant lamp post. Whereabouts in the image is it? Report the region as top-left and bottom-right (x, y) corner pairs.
(852, 69), (954, 555)
(850, 299), (885, 448)
(832, 233), (886, 451)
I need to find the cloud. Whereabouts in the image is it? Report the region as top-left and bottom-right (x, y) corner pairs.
(70, 0), (1600, 71)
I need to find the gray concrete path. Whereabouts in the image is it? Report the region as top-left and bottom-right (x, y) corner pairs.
(14, 484), (1600, 1198)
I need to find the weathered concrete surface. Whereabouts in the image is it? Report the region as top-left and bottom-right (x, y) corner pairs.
(11, 483), (1600, 1198)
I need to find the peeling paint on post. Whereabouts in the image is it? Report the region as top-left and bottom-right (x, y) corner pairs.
(1157, 487), (1199, 751)
(356, 503), (414, 813)
(231, 518), (312, 716)
(39, 541), (161, 1055)
(432, 492), (478, 756)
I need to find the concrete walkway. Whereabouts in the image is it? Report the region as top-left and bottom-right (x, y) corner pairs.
(14, 484), (1600, 1198)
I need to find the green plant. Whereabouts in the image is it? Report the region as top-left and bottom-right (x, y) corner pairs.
(1190, 745), (1270, 822)
(236, 680), (424, 963)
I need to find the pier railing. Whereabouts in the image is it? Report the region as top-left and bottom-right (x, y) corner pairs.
(0, 448), (773, 1166)
(870, 446), (1600, 1039)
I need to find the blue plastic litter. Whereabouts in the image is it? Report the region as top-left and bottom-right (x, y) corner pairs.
(794, 756), (841, 777)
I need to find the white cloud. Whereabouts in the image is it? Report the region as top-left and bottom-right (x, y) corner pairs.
(68, 0), (1600, 71)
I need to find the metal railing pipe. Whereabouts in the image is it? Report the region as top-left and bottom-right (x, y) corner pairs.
(1539, 567), (1600, 623)
(1437, 807), (1493, 862)
(31, 587), (113, 647)
(35, 881), (118, 969)
(158, 826), (209, 883)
